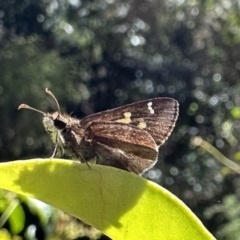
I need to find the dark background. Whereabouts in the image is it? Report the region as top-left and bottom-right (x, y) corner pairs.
(1, 0), (240, 239)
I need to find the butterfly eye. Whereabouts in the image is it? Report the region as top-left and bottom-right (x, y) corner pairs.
(54, 119), (67, 130)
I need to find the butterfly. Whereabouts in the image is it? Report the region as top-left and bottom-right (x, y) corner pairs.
(19, 88), (179, 175)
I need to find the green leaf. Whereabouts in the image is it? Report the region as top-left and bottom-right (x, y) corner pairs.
(0, 193), (25, 235)
(0, 159), (215, 240)
(6, 200), (25, 235)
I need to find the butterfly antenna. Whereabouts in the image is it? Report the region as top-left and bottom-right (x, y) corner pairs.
(18, 104), (45, 115)
(45, 88), (61, 114)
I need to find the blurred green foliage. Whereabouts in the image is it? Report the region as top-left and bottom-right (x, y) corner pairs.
(1, 0), (240, 239)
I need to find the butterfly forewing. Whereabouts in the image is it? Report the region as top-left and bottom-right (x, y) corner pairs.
(81, 98), (179, 146)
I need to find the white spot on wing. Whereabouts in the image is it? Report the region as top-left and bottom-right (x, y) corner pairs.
(124, 112), (131, 118)
(147, 102), (154, 114)
(115, 112), (132, 124)
(138, 119), (147, 129)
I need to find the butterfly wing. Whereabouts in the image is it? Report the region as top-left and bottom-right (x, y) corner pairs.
(81, 98), (179, 146)
(82, 121), (158, 174)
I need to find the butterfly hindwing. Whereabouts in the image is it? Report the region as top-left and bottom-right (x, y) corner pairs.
(82, 121), (158, 174)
